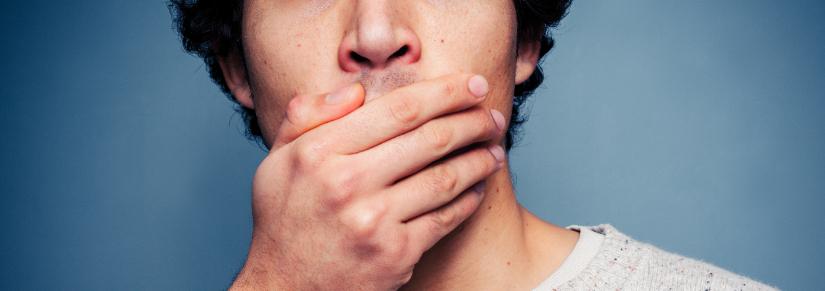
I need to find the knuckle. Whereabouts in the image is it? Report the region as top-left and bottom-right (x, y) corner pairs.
(322, 169), (362, 208)
(397, 262), (416, 283)
(480, 110), (499, 136)
(428, 208), (458, 234)
(480, 148), (499, 172)
(438, 80), (457, 99)
(428, 164), (459, 194)
(387, 257), (416, 288)
(389, 97), (420, 125)
(397, 270), (414, 288)
(285, 96), (306, 127)
(292, 141), (328, 169)
(325, 186), (355, 210)
(467, 109), (497, 141)
(421, 124), (453, 152)
(345, 203), (386, 239)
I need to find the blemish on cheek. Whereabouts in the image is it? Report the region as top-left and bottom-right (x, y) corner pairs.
(506, 261), (511, 266)
(297, 43), (302, 48)
(440, 39), (444, 43)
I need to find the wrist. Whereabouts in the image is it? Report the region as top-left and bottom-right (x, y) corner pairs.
(230, 237), (292, 290)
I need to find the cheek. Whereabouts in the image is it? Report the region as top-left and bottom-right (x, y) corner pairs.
(419, 4), (518, 120)
(242, 7), (344, 141)
(244, 24), (337, 97)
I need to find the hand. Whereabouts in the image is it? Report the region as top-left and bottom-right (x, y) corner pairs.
(231, 74), (507, 290)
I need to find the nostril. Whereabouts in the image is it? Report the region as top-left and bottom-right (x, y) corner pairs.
(389, 45), (409, 59)
(347, 45), (410, 68)
(350, 51), (370, 64)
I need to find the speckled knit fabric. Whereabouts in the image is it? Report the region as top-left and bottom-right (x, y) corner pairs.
(534, 224), (779, 291)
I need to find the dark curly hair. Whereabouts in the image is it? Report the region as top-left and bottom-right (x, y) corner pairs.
(169, 0), (571, 151)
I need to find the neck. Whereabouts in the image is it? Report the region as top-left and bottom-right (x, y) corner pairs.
(400, 164), (580, 290)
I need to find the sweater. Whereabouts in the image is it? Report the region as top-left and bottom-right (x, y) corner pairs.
(532, 224), (779, 290)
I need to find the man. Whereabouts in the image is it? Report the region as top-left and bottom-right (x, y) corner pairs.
(170, 0), (777, 290)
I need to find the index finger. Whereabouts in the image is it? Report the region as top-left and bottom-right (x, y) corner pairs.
(306, 73), (489, 155)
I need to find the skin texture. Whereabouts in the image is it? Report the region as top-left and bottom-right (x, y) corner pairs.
(237, 0), (524, 142)
(219, 0), (580, 290)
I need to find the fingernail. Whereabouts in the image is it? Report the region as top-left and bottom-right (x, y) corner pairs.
(488, 144), (505, 164)
(326, 84), (355, 104)
(468, 75), (489, 98)
(471, 181), (487, 195)
(490, 109), (505, 131)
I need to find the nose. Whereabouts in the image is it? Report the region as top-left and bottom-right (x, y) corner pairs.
(338, 1), (421, 72)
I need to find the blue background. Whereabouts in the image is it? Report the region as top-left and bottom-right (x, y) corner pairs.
(1, 0), (822, 290)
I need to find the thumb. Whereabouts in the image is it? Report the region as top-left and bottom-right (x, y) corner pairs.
(272, 83), (365, 149)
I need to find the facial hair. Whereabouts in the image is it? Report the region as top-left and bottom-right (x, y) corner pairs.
(358, 68), (419, 102)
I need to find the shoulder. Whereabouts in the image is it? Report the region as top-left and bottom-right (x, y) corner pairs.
(552, 224), (779, 291)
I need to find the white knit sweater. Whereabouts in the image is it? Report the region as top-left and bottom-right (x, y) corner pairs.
(532, 224), (779, 290)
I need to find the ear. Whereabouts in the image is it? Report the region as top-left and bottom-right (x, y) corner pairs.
(514, 39), (541, 85)
(217, 49), (255, 109)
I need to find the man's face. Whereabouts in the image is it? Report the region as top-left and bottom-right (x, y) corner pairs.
(235, 0), (536, 147)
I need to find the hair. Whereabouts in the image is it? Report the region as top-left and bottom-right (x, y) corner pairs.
(169, 0), (571, 151)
